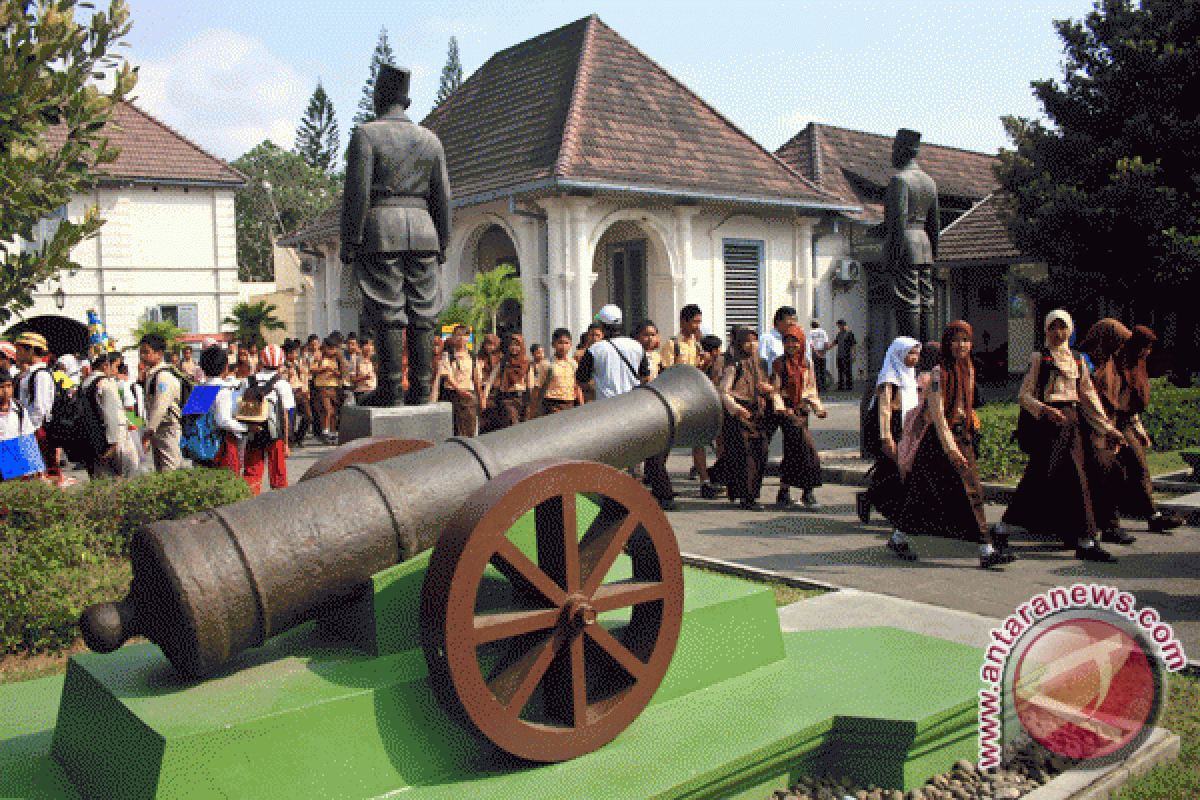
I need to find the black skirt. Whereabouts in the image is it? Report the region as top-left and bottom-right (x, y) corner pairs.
(865, 404), (906, 525)
(898, 421), (989, 542)
(777, 411), (822, 489)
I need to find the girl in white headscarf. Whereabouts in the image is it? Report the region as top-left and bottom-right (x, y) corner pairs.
(857, 336), (921, 552)
(999, 309), (1126, 563)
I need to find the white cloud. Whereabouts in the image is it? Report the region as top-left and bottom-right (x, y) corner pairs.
(129, 30), (311, 161)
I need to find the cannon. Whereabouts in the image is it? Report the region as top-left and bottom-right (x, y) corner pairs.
(78, 366), (721, 763)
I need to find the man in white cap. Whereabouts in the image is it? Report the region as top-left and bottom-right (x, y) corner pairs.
(575, 304), (650, 400)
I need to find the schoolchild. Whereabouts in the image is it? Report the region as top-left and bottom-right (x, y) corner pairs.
(999, 311), (1126, 561)
(239, 344), (292, 495)
(635, 319), (676, 510)
(476, 334), (505, 434)
(354, 339), (378, 405)
(434, 325), (481, 436)
(0, 368), (46, 482)
(720, 327), (774, 510)
(310, 337), (345, 444)
(14, 332), (64, 485)
(856, 337), (920, 529)
(198, 345), (245, 476)
(139, 333), (183, 472)
(895, 321), (1010, 568)
(574, 323), (605, 404)
(81, 352), (137, 480)
(281, 341), (312, 446)
(771, 325), (828, 509)
(662, 304), (717, 497)
(531, 328), (582, 418)
(483, 333), (534, 430)
(1080, 319), (1182, 535)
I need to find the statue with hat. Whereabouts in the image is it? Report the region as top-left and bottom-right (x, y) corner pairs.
(881, 128), (939, 345)
(340, 63), (453, 407)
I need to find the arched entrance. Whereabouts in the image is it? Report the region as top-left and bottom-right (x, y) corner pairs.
(591, 218), (673, 334)
(463, 222), (522, 335)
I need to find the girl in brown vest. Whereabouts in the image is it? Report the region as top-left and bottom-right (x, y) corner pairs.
(719, 327), (774, 511)
(771, 325), (827, 508)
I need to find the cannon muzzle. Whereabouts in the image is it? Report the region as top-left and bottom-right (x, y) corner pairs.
(81, 367), (721, 679)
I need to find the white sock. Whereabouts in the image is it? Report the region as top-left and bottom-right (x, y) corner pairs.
(981, 543), (994, 556)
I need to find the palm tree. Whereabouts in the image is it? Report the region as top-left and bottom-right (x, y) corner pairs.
(450, 264), (524, 335)
(223, 300), (287, 348)
(125, 319), (186, 352)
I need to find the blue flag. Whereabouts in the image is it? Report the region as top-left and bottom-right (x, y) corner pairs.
(0, 433), (46, 480)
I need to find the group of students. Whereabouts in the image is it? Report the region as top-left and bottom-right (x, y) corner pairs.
(860, 310), (1180, 569)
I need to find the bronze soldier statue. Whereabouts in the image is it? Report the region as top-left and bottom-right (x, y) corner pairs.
(340, 64), (452, 406)
(882, 128), (939, 344)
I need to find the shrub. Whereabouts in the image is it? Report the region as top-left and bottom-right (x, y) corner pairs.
(1142, 385), (1200, 452)
(975, 403), (1027, 483)
(0, 468), (252, 655)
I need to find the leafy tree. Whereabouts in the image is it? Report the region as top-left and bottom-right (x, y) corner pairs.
(0, 0), (138, 325)
(223, 300), (286, 348)
(996, 0), (1200, 329)
(352, 27), (396, 128)
(294, 80), (339, 173)
(231, 141), (341, 282)
(125, 319), (185, 352)
(450, 264), (524, 335)
(435, 37), (463, 107)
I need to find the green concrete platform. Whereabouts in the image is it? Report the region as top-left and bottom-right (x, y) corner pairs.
(1, 566), (983, 799)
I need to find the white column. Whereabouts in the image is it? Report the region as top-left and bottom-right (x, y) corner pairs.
(539, 200), (570, 333)
(791, 218), (816, 323)
(571, 200), (594, 335)
(673, 207), (699, 335)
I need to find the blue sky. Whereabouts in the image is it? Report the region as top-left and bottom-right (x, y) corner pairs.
(119, 0), (1099, 163)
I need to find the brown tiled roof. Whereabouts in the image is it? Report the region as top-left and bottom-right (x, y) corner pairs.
(423, 15), (853, 211)
(776, 122), (999, 221)
(936, 192), (1025, 263)
(42, 101), (245, 186)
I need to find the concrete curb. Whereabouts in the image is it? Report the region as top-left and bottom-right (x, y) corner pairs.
(1021, 727), (1181, 800)
(680, 552), (844, 593)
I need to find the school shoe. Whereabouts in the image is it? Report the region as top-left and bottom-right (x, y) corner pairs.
(1101, 528), (1137, 545)
(1147, 512), (1183, 533)
(775, 488), (795, 509)
(1075, 543), (1117, 563)
(738, 498), (763, 512)
(699, 481), (719, 499)
(887, 537), (917, 561)
(657, 494), (678, 512)
(979, 550), (1014, 569)
(855, 492), (871, 524)
(801, 490), (822, 510)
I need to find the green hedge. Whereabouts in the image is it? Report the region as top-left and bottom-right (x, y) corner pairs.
(974, 384), (1200, 483)
(0, 468), (252, 655)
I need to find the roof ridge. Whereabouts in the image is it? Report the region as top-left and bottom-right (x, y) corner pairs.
(563, 17), (845, 205)
(553, 14), (597, 179)
(810, 122), (825, 186)
(117, 100), (246, 183)
(815, 121), (999, 160)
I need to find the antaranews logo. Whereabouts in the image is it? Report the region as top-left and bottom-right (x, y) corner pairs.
(978, 584), (1185, 769)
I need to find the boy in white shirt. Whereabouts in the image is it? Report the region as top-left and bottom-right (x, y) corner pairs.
(198, 346), (246, 476)
(240, 344), (292, 495)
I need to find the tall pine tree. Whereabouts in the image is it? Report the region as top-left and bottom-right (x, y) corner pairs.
(435, 36), (463, 107)
(353, 27), (397, 128)
(294, 80), (340, 173)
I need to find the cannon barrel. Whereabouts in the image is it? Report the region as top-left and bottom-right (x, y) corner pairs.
(80, 367), (721, 679)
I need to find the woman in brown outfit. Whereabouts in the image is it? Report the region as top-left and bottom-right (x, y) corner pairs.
(896, 321), (1010, 568)
(719, 327), (775, 510)
(771, 325), (827, 508)
(486, 333), (534, 429)
(1082, 320), (1181, 534)
(857, 336), (921, 532)
(1000, 310), (1127, 562)
(476, 334), (505, 434)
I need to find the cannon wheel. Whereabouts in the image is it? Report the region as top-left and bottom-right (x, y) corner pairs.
(421, 459), (684, 762)
(299, 436), (433, 481)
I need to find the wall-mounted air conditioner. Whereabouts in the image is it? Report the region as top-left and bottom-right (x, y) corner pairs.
(833, 259), (861, 285)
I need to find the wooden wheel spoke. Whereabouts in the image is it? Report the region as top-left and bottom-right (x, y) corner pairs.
(586, 623), (646, 681)
(493, 538), (568, 606)
(487, 631), (562, 714)
(473, 608), (561, 644)
(580, 514), (638, 597)
(591, 581), (667, 613)
(535, 493), (580, 593)
(570, 635), (588, 726)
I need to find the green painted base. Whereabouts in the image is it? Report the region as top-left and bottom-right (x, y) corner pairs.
(1, 568), (983, 799)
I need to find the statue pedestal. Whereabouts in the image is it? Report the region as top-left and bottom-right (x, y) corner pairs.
(339, 403), (453, 446)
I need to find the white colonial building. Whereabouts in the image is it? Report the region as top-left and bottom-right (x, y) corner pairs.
(18, 102), (246, 349)
(282, 16), (860, 350)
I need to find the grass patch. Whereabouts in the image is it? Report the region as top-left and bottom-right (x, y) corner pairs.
(685, 562), (831, 606)
(1146, 450), (1185, 478)
(1114, 670), (1200, 800)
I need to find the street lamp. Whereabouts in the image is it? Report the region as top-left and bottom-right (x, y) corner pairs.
(53, 285), (65, 310)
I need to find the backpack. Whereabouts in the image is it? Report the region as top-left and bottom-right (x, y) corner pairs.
(145, 364), (195, 412)
(1011, 349), (1082, 454)
(180, 384), (224, 465)
(32, 366), (76, 448)
(55, 377), (110, 463)
(237, 374), (284, 447)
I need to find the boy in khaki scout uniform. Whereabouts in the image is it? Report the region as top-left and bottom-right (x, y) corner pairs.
(661, 304), (717, 498)
(139, 333), (182, 472)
